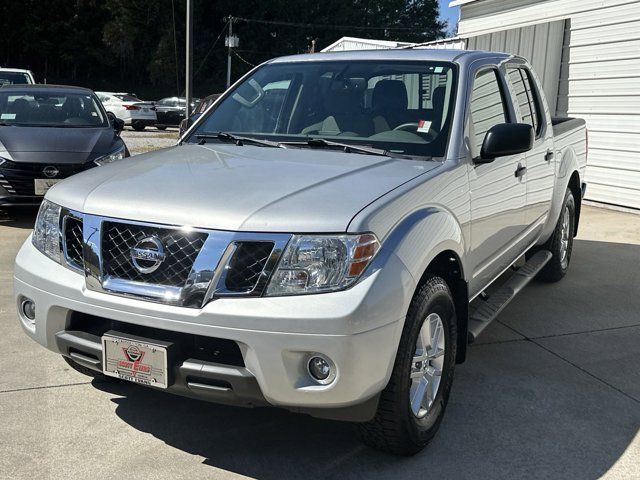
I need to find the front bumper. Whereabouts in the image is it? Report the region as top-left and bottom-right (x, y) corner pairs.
(15, 238), (414, 420)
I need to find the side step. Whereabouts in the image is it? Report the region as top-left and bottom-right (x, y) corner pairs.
(467, 250), (552, 344)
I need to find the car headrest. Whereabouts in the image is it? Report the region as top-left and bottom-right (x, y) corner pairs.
(372, 80), (408, 112)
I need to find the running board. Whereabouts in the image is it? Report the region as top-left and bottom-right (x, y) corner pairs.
(467, 250), (552, 344)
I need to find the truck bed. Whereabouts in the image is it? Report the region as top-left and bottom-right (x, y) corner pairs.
(552, 117), (586, 137)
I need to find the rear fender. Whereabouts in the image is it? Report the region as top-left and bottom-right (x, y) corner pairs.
(540, 146), (581, 242)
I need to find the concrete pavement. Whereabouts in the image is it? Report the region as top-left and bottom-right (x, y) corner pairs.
(0, 205), (639, 479)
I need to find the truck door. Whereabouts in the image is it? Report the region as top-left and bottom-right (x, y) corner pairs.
(467, 67), (528, 297)
(506, 66), (555, 231)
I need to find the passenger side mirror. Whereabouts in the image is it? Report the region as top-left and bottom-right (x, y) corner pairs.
(475, 123), (534, 163)
(107, 112), (125, 133)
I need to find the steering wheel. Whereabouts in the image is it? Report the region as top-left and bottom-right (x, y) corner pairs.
(393, 122), (420, 132)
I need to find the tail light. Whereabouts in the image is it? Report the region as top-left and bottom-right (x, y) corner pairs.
(124, 104), (140, 111)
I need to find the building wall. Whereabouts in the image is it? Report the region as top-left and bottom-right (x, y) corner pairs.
(465, 20), (565, 115)
(457, 0), (640, 209)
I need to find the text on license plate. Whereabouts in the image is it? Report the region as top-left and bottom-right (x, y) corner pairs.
(102, 334), (169, 389)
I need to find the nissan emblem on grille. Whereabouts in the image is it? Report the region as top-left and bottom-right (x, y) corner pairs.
(42, 166), (59, 178)
(130, 236), (166, 274)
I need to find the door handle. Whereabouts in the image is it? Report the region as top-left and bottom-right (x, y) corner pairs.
(515, 165), (527, 178)
(545, 150), (554, 162)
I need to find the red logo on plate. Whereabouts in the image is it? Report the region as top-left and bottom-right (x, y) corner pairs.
(123, 345), (145, 362)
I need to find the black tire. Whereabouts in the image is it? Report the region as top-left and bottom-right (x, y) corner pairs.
(132, 123), (146, 131)
(356, 275), (457, 455)
(62, 355), (110, 380)
(156, 125), (167, 130)
(538, 188), (575, 282)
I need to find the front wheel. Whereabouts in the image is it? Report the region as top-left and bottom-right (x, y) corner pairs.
(356, 275), (457, 455)
(132, 123), (146, 131)
(538, 188), (576, 282)
(156, 125), (167, 131)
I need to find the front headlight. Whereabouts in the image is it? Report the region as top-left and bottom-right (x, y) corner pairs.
(32, 199), (62, 263)
(93, 144), (126, 166)
(265, 233), (380, 296)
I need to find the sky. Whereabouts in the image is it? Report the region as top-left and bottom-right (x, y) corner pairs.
(438, 0), (460, 36)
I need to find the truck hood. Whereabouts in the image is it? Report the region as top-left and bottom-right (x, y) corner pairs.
(47, 144), (439, 232)
(0, 126), (118, 164)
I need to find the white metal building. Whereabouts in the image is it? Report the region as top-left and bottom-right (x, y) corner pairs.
(447, 0), (640, 210)
(321, 37), (412, 52)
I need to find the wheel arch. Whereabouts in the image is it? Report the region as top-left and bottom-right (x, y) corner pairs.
(382, 207), (469, 364)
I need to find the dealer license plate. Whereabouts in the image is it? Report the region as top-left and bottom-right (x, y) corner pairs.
(102, 333), (169, 388)
(34, 178), (61, 195)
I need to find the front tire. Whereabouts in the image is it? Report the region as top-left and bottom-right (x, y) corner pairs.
(356, 275), (457, 455)
(538, 188), (575, 282)
(156, 125), (167, 130)
(132, 123), (146, 131)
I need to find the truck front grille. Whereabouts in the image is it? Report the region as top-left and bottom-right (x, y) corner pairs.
(225, 242), (275, 292)
(102, 222), (207, 287)
(63, 216), (84, 269)
(58, 212), (290, 307)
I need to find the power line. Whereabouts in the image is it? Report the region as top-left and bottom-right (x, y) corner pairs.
(193, 19), (230, 79)
(232, 50), (255, 67)
(232, 16), (424, 32)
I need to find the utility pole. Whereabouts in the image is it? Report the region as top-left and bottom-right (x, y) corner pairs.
(226, 17), (233, 88)
(185, 0), (194, 120)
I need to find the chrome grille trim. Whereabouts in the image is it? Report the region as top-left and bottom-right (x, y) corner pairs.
(72, 213), (291, 308)
(61, 212), (84, 272)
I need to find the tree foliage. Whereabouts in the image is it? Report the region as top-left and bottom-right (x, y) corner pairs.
(0, 0), (446, 99)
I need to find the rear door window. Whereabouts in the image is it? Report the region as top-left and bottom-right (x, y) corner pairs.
(507, 68), (543, 137)
(469, 69), (508, 157)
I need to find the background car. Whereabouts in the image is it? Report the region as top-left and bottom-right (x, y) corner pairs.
(95, 91), (156, 131)
(178, 93), (221, 136)
(154, 97), (199, 130)
(0, 68), (35, 86)
(0, 84), (128, 207)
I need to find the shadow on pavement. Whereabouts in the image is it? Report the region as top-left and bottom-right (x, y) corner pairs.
(87, 239), (639, 479)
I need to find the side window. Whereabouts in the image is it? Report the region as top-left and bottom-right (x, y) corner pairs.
(507, 68), (542, 137)
(469, 69), (508, 157)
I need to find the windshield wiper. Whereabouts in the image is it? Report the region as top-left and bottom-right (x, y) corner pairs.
(195, 132), (285, 148)
(280, 138), (393, 158)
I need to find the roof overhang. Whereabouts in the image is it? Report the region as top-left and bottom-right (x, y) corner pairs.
(449, 0), (481, 6)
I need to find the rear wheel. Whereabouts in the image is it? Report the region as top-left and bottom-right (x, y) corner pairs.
(356, 275), (457, 455)
(132, 123), (146, 131)
(156, 125), (167, 131)
(538, 188), (575, 282)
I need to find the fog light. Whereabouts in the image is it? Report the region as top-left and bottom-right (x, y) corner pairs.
(21, 299), (36, 321)
(308, 355), (336, 385)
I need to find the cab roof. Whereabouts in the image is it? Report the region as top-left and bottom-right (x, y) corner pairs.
(268, 48), (516, 68)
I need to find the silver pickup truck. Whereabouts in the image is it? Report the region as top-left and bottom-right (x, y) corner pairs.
(14, 49), (587, 455)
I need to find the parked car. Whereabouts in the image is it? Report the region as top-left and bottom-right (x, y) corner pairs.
(15, 49), (587, 455)
(0, 68), (35, 85)
(154, 96), (199, 130)
(178, 93), (222, 135)
(0, 84), (128, 207)
(95, 91), (156, 131)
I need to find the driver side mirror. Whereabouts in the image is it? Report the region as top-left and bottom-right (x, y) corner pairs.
(475, 123), (534, 164)
(107, 112), (125, 133)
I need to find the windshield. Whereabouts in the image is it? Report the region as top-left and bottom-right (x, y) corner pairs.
(0, 90), (107, 127)
(186, 60), (457, 158)
(0, 72), (31, 85)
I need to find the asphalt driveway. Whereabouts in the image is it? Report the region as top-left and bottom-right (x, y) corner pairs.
(0, 205), (639, 480)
